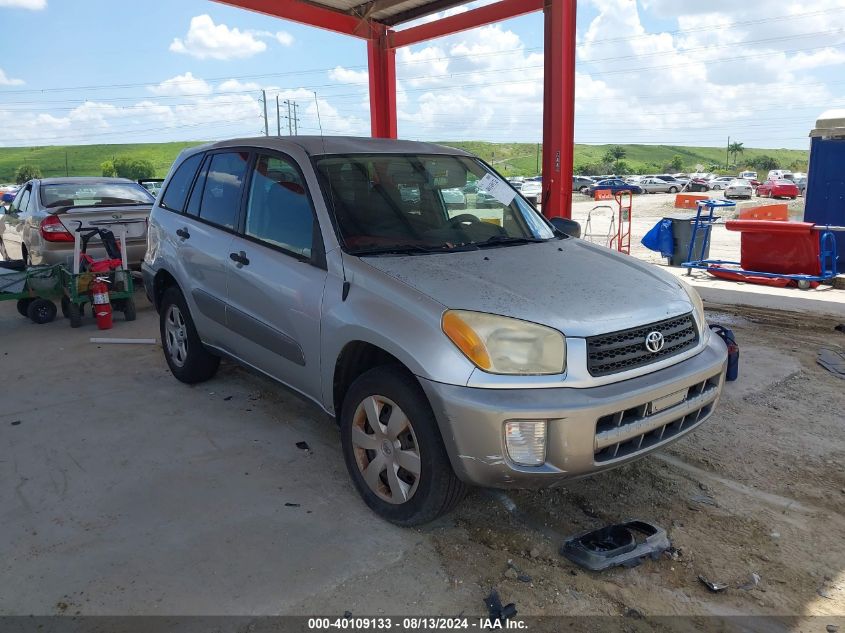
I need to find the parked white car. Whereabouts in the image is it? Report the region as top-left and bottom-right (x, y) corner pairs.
(725, 179), (753, 199)
(639, 177), (681, 194)
(520, 179), (541, 205)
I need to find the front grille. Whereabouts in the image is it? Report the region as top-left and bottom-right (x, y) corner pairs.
(594, 373), (722, 463)
(586, 313), (699, 377)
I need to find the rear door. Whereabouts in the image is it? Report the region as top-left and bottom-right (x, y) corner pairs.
(225, 152), (328, 400)
(162, 150), (248, 349)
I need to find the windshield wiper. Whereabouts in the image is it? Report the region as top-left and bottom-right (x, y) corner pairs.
(475, 235), (548, 248)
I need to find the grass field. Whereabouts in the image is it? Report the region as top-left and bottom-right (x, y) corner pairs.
(0, 140), (809, 182)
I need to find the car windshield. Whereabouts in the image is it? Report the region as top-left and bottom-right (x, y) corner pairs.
(40, 182), (155, 209)
(314, 154), (555, 255)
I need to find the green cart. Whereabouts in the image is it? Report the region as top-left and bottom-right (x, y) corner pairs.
(0, 263), (65, 324)
(60, 266), (136, 328)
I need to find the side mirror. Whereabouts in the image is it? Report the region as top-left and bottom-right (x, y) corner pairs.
(550, 217), (581, 238)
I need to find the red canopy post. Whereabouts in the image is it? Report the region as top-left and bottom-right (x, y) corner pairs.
(541, 0), (577, 219)
(368, 23), (398, 139)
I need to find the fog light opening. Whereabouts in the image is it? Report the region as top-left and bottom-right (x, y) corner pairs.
(504, 419), (547, 467)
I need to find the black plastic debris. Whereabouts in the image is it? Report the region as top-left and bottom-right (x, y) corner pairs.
(284, 502), (301, 507)
(834, 324), (845, 334)
(699, 575), (729, 593)
(296, 441), (311, 451)
(223, 396), (233, 401)
(11, 420), (21, 426)
(818, 348), (845, 380)
(560, 520), (670, 571)
(484, 589), (517, 624)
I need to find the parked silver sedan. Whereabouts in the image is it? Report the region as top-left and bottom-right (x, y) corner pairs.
(725, 179), (753, 199)
(0, 177), (155, 268)
(639, 177), (681, 194)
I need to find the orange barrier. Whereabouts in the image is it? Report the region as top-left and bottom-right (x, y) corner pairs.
(737, 204), (788, 221)
(594, 189), (613, 200)
(674, 193), (709, 208)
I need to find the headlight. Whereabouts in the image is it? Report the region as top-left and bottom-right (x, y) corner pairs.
(679, 281), (708, 340)
(442, 310), (565, 375)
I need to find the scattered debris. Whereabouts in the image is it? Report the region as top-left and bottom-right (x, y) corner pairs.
(739, 573), (761, 590)
(343, 611), (352, 618)
(484, 589), (517, 624)
(624, 608), (644, 619)
(223, 396), (233, 401)
(826, 624), (839, 633)
(834, 324), (845, 334)
(817, 348), (845, 380)
(689, 494), (717, 506)
(770, 531), (781, 539)
(284, 502), (301, 508)
(11, 420), (21, 426)
(89, 337), (156, 344)
(296, 441), (311, 451)
(516, 574), (532, 583)
(698, 575), (729, 593)
(560, 520), (670, 571)
(504, 568), (518, 580)
(664, 547), (683, 561)
(529, 547), (540, 559)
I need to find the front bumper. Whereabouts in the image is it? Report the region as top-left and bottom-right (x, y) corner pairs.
(419, 333), (727, 488)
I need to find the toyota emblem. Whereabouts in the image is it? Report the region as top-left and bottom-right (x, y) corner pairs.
(645, 331), (665, 353)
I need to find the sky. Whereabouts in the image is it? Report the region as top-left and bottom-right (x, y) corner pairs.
(0, 0), (843, 149)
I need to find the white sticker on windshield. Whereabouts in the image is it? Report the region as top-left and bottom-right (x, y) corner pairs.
(477, 173), (516, 205)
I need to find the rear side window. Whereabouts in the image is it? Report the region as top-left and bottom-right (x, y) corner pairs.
(198, 152), (249, 230)
(245, 154), (314, 258)
(160, 153), (203, 212)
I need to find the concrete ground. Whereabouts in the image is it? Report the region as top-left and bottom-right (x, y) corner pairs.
(2, 288), (844, 627)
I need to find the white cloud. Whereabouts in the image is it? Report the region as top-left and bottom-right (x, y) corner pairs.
(170, 14), (266, 60)
(148, 72), (212, 97)
(0, 67), (24, 86)
(328, 66), (369, 85)
(218, 78), (261, 93)
(275, 31), (294, 46)
(0, 0), (46, 8)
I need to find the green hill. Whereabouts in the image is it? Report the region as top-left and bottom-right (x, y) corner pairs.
(0, 140), (809, 183)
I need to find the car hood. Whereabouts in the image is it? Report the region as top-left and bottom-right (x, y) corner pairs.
(359, 239), (694, 337)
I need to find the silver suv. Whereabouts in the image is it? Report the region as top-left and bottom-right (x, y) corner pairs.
(143, 137), (727, 525)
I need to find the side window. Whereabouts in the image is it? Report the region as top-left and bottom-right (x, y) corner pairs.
(160, 153), (203, 213)
(245, 154), (314, 258)
(198, 152), (249, 230)
(13, 186), (31, 214)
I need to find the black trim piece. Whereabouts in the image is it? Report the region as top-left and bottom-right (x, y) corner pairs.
(225, 304), (306, 367)
(191, 288), (227, 327)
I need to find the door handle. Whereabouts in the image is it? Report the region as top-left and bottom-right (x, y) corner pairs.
(176, 228), (190, 240)
(229, 251), (250, 266)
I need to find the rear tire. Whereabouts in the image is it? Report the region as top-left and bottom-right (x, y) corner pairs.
(340, 365), (467, 526)
(27, 298), (57, 324)
(159, 286), (219, 384)
(669, 186), (678, 193)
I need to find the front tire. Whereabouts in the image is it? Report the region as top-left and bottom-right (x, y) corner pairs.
(159, 286), (220, 384)
(669, 186), (678, 193)
(27, 298), (56, 324)
(340, 366), (467, 526)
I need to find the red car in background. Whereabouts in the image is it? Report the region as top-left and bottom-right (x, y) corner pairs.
(756, 179), (799, 200)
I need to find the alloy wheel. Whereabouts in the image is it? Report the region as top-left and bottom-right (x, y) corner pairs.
(351, 395), (421, 504)
(165, 304), (189, 368)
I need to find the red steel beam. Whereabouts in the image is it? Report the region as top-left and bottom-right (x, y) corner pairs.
(212, 0), (373, 38)
(368, 24), (398, 138)
(541, 0), (576, 219)
(389, 0), (543, 48)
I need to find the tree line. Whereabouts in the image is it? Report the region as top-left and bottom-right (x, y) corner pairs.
(12, 156), (157, 184)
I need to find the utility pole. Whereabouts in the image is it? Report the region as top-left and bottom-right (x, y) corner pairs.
(726, 136), (730, 171)
(275, 95), (281, 136)
(286, 100), (292, 135)
(292, 102), (299, 135)
(261, 90), (269, 136)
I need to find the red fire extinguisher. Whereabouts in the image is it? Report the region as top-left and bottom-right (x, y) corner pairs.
(91, 276), (113, 330)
